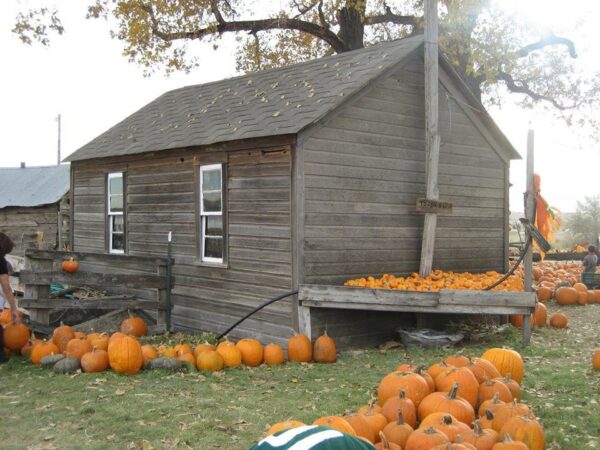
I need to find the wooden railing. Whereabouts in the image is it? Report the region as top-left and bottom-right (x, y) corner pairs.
(19, 250), (174, 333)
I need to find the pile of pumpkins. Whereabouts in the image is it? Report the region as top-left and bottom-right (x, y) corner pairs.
(2, 313), (337, 375)
(344, 271), (524, 293)
(264, 348), (544, 450)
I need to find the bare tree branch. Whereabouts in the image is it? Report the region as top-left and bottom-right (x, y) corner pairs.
(518, 33), (577, 58)
(497, 71), (579, 110)
(365, 5), (418, 28)
(318, 0), (329, 29)
(143, 3), (346, 53)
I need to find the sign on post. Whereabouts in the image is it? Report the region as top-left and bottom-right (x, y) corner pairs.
(416, 198), (453, 214)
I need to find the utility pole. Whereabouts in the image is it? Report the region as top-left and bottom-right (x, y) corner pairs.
(57, 114), (61, 165)
(419, 0), (441, 277)
(524, 129), (535, 293)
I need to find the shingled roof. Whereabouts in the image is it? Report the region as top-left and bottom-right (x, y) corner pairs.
(67, 36), (425, 162)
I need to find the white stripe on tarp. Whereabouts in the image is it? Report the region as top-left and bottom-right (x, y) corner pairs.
(258, 426), (318, 446)
(286, 430), (344, 450)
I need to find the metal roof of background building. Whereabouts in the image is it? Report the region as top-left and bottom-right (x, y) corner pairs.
(0, 164), (70, 208)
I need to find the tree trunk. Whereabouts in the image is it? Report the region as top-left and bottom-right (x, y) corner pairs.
(337, 6), (365, 51)
(464, 74), (483, 101)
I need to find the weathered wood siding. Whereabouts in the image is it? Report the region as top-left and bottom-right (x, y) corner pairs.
(299, 54), (509, 285)
(0, 202), (68, 256)
(71, 142), (294, 344)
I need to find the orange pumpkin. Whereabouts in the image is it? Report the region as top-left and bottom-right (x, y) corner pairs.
(555, 287), (578, 305)
(312, 416), (356, 435)
(382, 410), (413, 449)
(549, 311), (568, 328)
(418, 383), (475, 425)
(52, 325), (75, 353)
(174, 342), (193, 356)
(196, 350), (224, 372)
(418, 413), (471, 441)
(287, 334), (312, 362)
(359, 407), (388, 443)
(2, 322), (30, 351)
(378, 371), (430, 408)
(313, 331), (336, 363)
(435, 367), (479, 408)
(478, 392), (506, 417)
(193, 342), (216, 358)
(466, 357), (501, 384)
(120, 314), (147, 337)
(266, 420), (305, 436)
(532, 302), (547, 327)
(345, 414), (376, 443)
(235, 338), (263, 367)
(404, 427), (449, 450)
(478, 379), (513, 405)
(263, 343), (285, 365)
(381, 389), (417, 427)
(593, 349), (600, 370)
(107, 335), (143, 375)
(499, 416), (545, 450)
(62, 257), (79, 273)
(31, 340), (60, 365)
(81, 349), (110, 373)
(216, 340), (242, 368)
(480, 348), (525, 384)
(460, 420), (498, 450)
(491, 436), (528, 449)
(535, 286), (552, 302)
(492, 400), (535, 432)
(64, 338), (93, 360)
(141, 344), (158, 365)
(178, 352), (197, 366)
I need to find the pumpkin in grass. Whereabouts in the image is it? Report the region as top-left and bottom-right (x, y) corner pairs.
(263, 343), (285, 365)
(499, 416), (545, 450)
(120, 313), (147, 337)
(312, 416), (356, 435)
(345, 413), (376, 443)
(480, 348), (524, 384)
(216, 340), (242, 368)
(161, 347), (178, 359)
(2, 322), (30, 351)
(431, 439), (477, 450)
(593, 349), (600, 370)
(444, 355), (470, 367)
(108, 331), (126, 346)
(466, 357), (501, 384)
(418, 383), (475, 425)
(478, 392), (506, 417)
(108, 335), (143, 375)
(573, 282), (587, 292)
(491, 436), (528, 450)
(73, 331), (86, 340)
(61, 257), (79, 273)
(359, 406), (388, 442)
(90, 334), (109, 351)
(555, 286), (578, 305)
(381, 389), (417, 427)
(478, 379), (513, 405)
(418, 413), (471, 442)
(193, 342), (216, 358)
(178, 352), (197, 366)
(435, 367), (479, 408)
(491, 400), (535, 432)
(174, 342), (193, 356)
(141, 344), (158, 365)
(52, 325), (75, 353)
(374, 432), (402, 450)
(235, 338), (263, 366)
(404, 427), (450, 450)
(532, 302), (547, 327)
(357, 402), (383, 415)
(535, 286), (552, 302)
(265, 420), (305, 436)
(377, 371), (430, 408)
(495, 375), (521, 401)
(549, 311), (568, 328)
(460, 420), (498, 450)
(313, 331), (336, 363)
(382, 410), (413, 448)
(64, 338), (93, 360)
(81, 349), (110, 373)
(196, 350), (224, 372)
(577, 291), (589, 305)
(287, 333), (312, 362)
(428, 361), (455, 380)
(31, 340), (60, 365)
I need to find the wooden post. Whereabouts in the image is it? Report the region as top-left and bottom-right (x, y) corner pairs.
(524, 129), (535, 293)
(523, 129), (535, 345)
(419, 0), (440, 277)
(24, 256), (53, 325)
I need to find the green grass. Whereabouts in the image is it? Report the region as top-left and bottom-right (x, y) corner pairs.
(1, 305), (600, 449)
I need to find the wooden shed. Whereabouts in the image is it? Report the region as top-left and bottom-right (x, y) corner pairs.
(65, 35), (520, 346)
(0, 164), (70, 258)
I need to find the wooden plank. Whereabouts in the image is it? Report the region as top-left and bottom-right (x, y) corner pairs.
(438, 290), (536, 308)
(19, 270), (169, 289)
(19, 296), (157, 310)
(26, 249), (168, 265)
(298, 284), (439, 306)
(298, 306), (312, 339)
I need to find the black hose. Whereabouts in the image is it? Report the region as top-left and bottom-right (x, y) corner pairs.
(216, 290), (299, 340)
(483, 238), (531, 291)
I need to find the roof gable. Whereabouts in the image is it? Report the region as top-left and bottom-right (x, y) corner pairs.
(0, 165), (70, 208)
(66, 36), (424, 162)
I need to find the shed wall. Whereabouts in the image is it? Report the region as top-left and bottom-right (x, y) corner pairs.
(71, 142), (294, 344)
(300, 54), (508, 285)
(0, 202), (68, 257)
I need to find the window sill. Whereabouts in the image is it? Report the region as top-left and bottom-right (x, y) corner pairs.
(194, 260), (229, 269)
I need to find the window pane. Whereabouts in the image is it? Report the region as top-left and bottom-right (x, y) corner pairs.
(110, 175), (123, 195)
(110, 194), (123, 212)
(205, 216), (223, 236)
(202, 169), (221, 191)
(204, 237), (223, 260)
(203, 191), (221, 213)
(112, 233), (125, 251)
(112, 215), (124, 232)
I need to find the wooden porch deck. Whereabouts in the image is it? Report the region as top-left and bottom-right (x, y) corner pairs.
(298, 285), (536, 345)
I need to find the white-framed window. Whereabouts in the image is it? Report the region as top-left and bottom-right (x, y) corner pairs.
(107, 172), (125, 254)
(200, 164), (224, 263)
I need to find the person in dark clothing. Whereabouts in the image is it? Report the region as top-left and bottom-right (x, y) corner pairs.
(582, 245), (598, 273)
(0, 232), (19, 364)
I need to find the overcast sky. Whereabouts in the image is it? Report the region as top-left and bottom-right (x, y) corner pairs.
(1, 0), (599, 214)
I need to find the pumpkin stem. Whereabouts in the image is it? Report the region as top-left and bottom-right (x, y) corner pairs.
(473, 420), (482, 435)
(448, 383), (459, 399)
(398, 389), (406, 400)
(484, 409), (494, 420)
(442, 415), (453, 425)
(396, 409), (405, 425)
(378, 432), (390, 450)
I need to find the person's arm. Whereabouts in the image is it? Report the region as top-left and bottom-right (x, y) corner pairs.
(0, 273), (18, 322)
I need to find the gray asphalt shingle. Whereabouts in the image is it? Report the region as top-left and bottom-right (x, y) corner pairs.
(66, 36), (424, 162)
